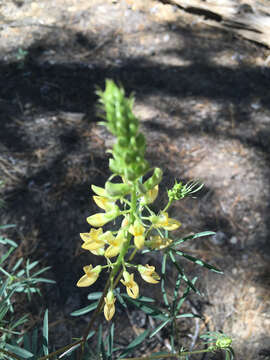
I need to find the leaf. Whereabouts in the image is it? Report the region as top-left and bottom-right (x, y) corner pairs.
(0, 279), (8, 297)
(161, 254), (169, 308)
(70, 301), (99, 316)
(115, 291), (127, 309)
(175, 313), (200, 319)
(32, 278), (56, 284)
(169, 251), (201, 295)
(26, 260), (39, 272)
(172, 231), (216, 247)
(87, 292), (103, 300)
(11, 258), (23, 272)
(176, 277), (197, 314)
(175, 250), (223, 273)
(135, 296), (155, 303)
(0, 224), (16, 230)
(119, 329), (150, 358)
(5, 344), (33, 359)
(122, 296), (168, 320)
(31, 266), (52, 277)
(0, 246), (16, 265)
(150, 318), (171, 338)
(107, 323), (114, 359)
(42, 309), (49, 356)
(32, 328), (38, 355)
(97, 324), (103, 356)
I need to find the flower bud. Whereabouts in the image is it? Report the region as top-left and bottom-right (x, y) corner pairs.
(144, 168), (163, 191)
(104, 290), (116, 321)
(105, 181), (131, 198)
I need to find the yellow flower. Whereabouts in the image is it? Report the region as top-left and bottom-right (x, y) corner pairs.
(121, 271), (139, 299)
(93, 196), (116, 211)
(104, 230), (126, 258)
(138, 264), (160, 284)
(104, 290), (116, 321)
(151, 212), (181, 231)
(80, 228), (105, 255)
(147, 235), (173, 250)
(121, 216), (129, 229)
(129, 220), (145, 249)
(86, 210), (118, 227)
(140, 185), (159, 206)
(91, 184), (110, 198)
(76, 265), (101, 287)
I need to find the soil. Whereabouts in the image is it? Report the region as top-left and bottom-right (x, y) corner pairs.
(0, 0), (270, 359)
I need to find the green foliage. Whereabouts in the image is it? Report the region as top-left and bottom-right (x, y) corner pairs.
(0, 187), (55, 359)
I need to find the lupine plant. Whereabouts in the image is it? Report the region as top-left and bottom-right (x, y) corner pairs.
(1, 81), (234, 360)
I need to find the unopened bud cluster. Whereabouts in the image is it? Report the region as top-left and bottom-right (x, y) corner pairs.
(97, 80), (149, 181)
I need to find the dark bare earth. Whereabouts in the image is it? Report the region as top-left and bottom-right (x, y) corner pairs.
(0, 0), (270, 359)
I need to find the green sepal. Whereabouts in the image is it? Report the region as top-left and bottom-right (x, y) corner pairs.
(144, 167), (163, 191)
(105, 181), (131, 197)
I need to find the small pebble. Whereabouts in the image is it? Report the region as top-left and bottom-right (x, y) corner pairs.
(210, 231), (227, 245)
(251, 102), (261, 110)
(163, 34), (170, 42)
(230, 236), (238, 245)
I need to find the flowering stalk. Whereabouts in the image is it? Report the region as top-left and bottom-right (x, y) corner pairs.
(77, 80), (185, 323)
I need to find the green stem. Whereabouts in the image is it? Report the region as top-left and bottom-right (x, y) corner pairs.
(162, 198), (173, 213)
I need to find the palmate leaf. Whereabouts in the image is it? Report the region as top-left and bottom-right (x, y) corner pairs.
(174, 250), (223, 274)
(169, 251), (201, 295)
(172, 231), (216, 247)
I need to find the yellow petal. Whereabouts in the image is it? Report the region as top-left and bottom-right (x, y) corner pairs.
(147, 236), (172, 250)
(91, 184), (108, 197)
(82, 240), (104, 251)
(93, 196), (115, 211)
(104, 302), (115, 321)
(140, 185), (159, 205)
(138, 264), (160, 284)
(80, 228), (102, 242)
(77, 265), (101, 287)
(77, 274), (95, 287)
(104, 290), (116, 321)
(105, 245), (121, 258)
(134, 235), (145, 249)
(163, 219), (181, 231)
(129, 220), (144, 236)
(127, 281), (139, 299)
(121, 272), (139, 299)
(99, 231), (115, 243)
(87, 213), (111, 227)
